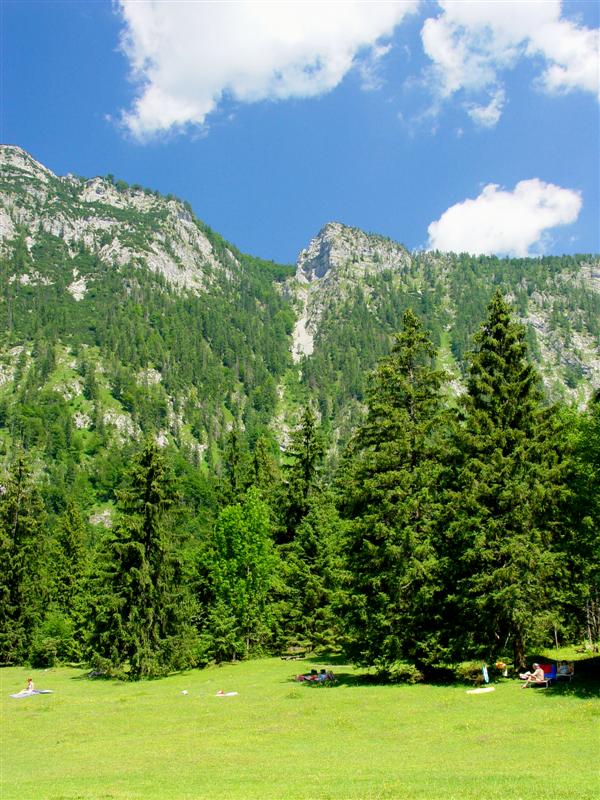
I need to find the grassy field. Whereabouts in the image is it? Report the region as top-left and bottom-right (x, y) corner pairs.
(1, 656), (599, 800)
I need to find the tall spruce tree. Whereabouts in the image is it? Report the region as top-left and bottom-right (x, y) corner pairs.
(252, 434), (281, 503)
(275, 406), (343, 651)
(50, 499), (90, 655)
(53, 500), (88, 610)
(281, 489), (344, 652)
(29, 499), (91, 667)
(563, 391), (600, 646)
(450, 290), (568, 666)
(340, 309), (451, 669)
(0, 456), (48, 663)
(219, 424), (252, 507)
(89, 441), (197, 678)
(280, 406), (325, 540)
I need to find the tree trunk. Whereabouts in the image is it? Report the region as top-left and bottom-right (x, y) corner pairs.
(513, 634), (525, 669)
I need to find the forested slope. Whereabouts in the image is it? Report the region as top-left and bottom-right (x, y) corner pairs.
(1, 147), (598, 676)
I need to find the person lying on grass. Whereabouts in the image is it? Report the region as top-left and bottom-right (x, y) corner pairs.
(519, 663), (546, 688)
(295, 670), (334, 682)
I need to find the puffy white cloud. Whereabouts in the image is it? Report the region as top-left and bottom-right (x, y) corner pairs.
(117, 0), (418, 138)
(421, 0), (599, 126)
(427, 179), (582, 256)
(531, 16), (600, 97)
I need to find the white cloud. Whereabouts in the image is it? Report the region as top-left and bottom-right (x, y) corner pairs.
(357, 43), (393, 92)
(421, 0), (599, 126)
(427, 179), (582, 256)
(117, 0), (418, 139)
(466, 88), (505, 128)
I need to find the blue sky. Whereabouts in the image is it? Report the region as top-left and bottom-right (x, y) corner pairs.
(2, 0), (599, 264)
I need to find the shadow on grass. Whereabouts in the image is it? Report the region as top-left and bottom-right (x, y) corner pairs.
(287, 672), (370, 689)
(528, 654), (600, 700)
(70, 670), (119, 682)
(285, 667), (452, 689)
(285, 654), (600, 697)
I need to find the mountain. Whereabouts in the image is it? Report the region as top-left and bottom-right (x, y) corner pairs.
(0, 145), (295, 444)
(1, 145), (599, 492)
(285, 221), (599, 445)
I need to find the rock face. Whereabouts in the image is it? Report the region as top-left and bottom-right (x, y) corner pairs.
(289, 221), (600, 405)
(291, 222), (413, 362)
(1, 145), (599, 430)
(0, 145), (234, 292)
(297, 221), (410, 283)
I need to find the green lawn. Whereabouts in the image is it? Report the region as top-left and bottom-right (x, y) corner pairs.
(1, 657), (599, 800)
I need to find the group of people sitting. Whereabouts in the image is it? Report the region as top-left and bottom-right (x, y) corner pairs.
(295, 668), (335, 683)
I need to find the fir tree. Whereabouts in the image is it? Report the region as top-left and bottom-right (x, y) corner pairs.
(0, 456), (48, 663)
(562, 391), (600, 647)
(89, 441), (197, 679)
(219, 424), (252, 506)
(275, 406), (343, 650)
(340, 310), (450, 669)
(280, 406), (325, 540)
(450, 291), (568, 666)
(47, 499), (90, 657)
(252, 435), (281, 502)
(281, 489), (344, 652)
(53, 500), (88, 610)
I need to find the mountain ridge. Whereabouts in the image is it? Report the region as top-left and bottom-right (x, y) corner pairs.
(1, 145), (599, 479)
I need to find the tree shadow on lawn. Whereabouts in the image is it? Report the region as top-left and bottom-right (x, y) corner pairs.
(286, 655), (600, 697)
(288, 672), (369, 689)
(527, 655), (600, 700)
(286, 666), (455, 689)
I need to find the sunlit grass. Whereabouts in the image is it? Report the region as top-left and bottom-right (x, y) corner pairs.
(2, 656), (598, 800)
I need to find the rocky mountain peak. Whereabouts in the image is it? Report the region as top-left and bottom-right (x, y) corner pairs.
(0, 145), (235, 292)
(296, 221), (410, 283)
(0, 145), (54, 182)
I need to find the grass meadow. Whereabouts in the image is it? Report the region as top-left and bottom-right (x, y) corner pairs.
(1, 655), (599, 800)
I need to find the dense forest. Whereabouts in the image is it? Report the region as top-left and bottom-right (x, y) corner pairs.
(1, 292), (599, 679)
(1, 148), (599, 679)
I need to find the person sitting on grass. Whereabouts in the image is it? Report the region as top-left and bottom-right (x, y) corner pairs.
(26, 677), (35, 693)
(296, 669), (334, 683)
(519, 663), (546, 688)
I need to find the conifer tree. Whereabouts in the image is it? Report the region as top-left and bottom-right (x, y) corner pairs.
(340, 310), (450, 669)
(281, 406), (325, 540)
(450, 291), (568, 666)
(562, 392), (600, 646)
(274, 406), (345, 650)
(281, 489), (344, 652)
(252, 435), (281, 501)
(220, 424), (252, 506)
(46, 499), (90, 658)
(89, 441), (197, 678)
(53, 500), (88, 610)
(0, 456), (48, 663)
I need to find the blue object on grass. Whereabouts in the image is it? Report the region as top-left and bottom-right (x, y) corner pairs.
(10, 689), (53, 699)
